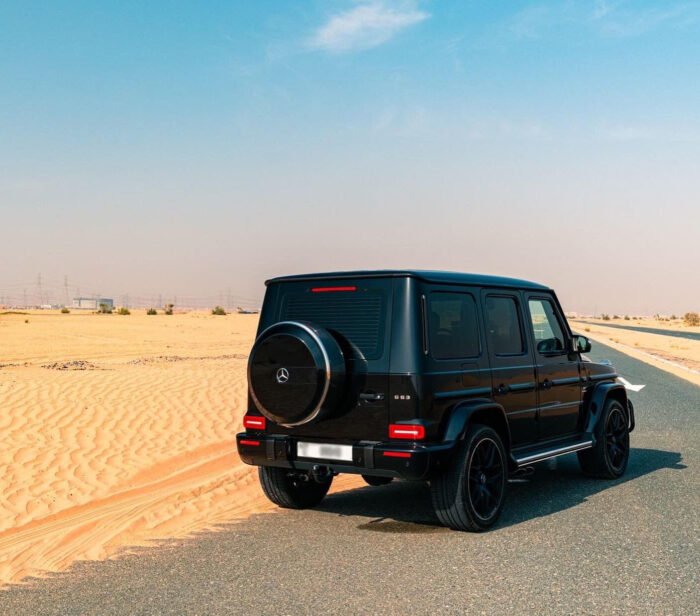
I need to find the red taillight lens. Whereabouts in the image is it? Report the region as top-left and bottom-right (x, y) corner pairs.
(243, 415), (266, 431)
(383, 451), (412, 459)
(239, 439), (261, 447)
(389, 424), (425, 440)
(311, 286), (357, 293)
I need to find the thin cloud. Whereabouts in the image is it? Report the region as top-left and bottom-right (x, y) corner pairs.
(309, 2), (429, 53)
(503, 1), (698, 42)
(595, 3), (699, 38)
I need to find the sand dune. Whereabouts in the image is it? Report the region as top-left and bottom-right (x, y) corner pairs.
(0, 311), (362, 585)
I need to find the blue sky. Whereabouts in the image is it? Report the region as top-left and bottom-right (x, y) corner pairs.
(1, 1), (699, 312)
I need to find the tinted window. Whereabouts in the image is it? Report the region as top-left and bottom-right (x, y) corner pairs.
(528, 298), (566, 354)
(428, 292), (480, 359)
(280, 287), (387, 360)
(484, 295), (524, 355)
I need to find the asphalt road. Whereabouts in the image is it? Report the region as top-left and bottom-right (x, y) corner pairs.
(2, 342), (698, 615)
(576, 320), (700, 342)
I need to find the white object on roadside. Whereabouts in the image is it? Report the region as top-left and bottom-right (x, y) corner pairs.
(617, 376), (646, 393)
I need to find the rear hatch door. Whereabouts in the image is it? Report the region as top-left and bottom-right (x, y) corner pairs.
(268, 276), (392, 441)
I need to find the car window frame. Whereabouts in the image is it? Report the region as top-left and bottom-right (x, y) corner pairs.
(426, 290), (482, 361)
(526, 294), (569, 357)
(483, 292), (528, 357)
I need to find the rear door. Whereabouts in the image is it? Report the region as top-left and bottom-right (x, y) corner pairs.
(525, 293), (582, 441)
(271, 277), (392, 441)
(420, 286), (491, 439)
(481, 290), (537, 446)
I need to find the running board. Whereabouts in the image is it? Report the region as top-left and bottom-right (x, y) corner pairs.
(514, 439), (594, 467)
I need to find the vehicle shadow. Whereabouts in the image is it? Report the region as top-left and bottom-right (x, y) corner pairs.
(316, 448), (684, 533)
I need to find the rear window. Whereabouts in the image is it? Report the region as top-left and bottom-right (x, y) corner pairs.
(279, 285), (388, 360)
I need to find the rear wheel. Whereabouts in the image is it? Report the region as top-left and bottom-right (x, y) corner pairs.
(361, 475), (393, 487)
(430, 424), (507, 532)
(578, 398), (630, 478)
(258, 466), (332, 509)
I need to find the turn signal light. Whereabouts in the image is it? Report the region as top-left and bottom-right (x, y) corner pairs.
(243, 415), (267, 431)
(389, 424), (425, 440)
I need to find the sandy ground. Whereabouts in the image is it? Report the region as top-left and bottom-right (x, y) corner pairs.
(2, 310), (696, 586)
(0, 310), (362, 586)
(570, 318), (700, 387)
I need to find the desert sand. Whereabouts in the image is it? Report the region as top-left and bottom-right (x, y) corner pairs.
(570, 318), (700, 387)
(0, 310), (362, 586)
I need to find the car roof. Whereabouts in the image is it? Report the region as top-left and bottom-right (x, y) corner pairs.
(266, 270), (550, 291)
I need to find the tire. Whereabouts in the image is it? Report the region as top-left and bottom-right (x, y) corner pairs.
(362, 475), (393, 487)
(258, 466), (332, 509)
(430, 424), (507, 532)
(578, 398), (630, 479)
(248, 321), (346, 427)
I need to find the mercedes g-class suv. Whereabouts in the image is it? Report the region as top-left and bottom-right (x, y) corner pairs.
(237, 270), (634, 531)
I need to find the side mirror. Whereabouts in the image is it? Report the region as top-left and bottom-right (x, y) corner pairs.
(571, 335), (592, 353)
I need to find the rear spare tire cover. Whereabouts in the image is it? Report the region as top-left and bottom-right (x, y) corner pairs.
(248, 321), (346, 426)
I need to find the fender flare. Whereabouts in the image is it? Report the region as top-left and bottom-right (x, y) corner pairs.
(584, 381), (629, 436)
(443, 399), (512, 452)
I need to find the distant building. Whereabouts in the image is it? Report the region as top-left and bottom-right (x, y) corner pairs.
(72, 297), (114, 310)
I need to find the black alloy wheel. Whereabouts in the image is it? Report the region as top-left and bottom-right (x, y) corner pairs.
(605, 405), (630, 473)
(430, 424), (508, 532)
(467, 437), (505, 522)
(578, 398), (630, 479)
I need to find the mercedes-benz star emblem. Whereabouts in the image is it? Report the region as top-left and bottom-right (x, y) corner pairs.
(276, 367), (290, 384)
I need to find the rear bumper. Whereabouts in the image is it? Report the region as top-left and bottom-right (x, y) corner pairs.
(236, 433), (454, 481)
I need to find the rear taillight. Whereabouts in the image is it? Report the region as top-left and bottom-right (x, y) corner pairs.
(243, 415), (267, 431)
(389, 424), (425, 440)
(383, 451), (412, 459)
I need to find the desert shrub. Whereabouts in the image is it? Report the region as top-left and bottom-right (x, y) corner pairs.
(118, 307), (131, 315)
(98, 303), (112, 314)
(147, 308), (157, 315)
(612, 315), (620, 320)
(61, 307), (70, 314)
(624, 315), (630, 320)
(164, 303), (174, 315)
(670, 314), (677, 320)
(585, 327), (591, 332)
(212, 306), (227, 316)
(601, 314), (610, 321)
(684, 312), (700, 327)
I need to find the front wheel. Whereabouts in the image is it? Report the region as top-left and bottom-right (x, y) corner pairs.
(578, 398), (630, 478)
(258, 466), (332, 509)
(430, 424), (507, 532)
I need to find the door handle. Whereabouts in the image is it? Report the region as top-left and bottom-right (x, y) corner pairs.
(495, 384), (510, 395)
(359, 392), (385, 402)
(542, 379), (553, 390)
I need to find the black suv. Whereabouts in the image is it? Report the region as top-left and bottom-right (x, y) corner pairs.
(237, 270), (634, 531)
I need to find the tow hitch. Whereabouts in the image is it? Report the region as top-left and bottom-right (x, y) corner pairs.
(311, 464), (334, 483)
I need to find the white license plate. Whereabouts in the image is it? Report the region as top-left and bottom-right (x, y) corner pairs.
(297, 441), (353, 462)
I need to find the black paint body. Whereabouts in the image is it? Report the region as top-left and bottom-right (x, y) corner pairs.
(238, 270), (627, 478)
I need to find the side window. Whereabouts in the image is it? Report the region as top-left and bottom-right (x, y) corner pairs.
(484, 295), (525, 355)
(428, 292), (480, 359)
(528, 298), (566, 354)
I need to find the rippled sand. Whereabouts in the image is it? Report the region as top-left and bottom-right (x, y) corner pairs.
(0, 310), (361, 585)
